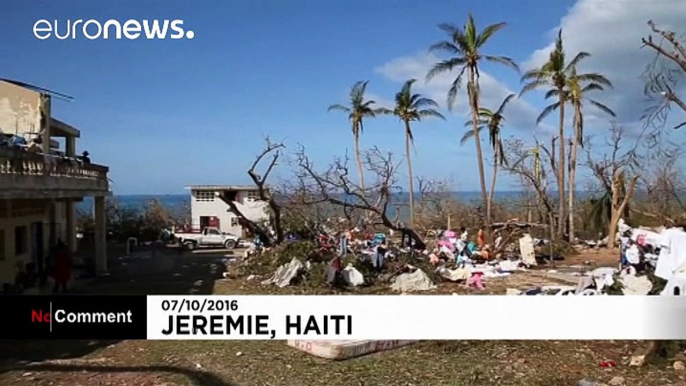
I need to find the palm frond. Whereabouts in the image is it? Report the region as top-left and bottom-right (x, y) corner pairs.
(520, 78), (550, 96)
(476, 22), (507, 47)
(588, 99), (616, 117)
(429, 41), (460, 54)
(446, 67), (467, 110)
(418, 109), (445, 120)
(483, 55), (520, 73)
(460, 126), (485, 145)
(496, 93), (516, 115)
(575, 73), (613, 88)
(426, 58), (467, 82)
(327, 104), (350, 113)
(536, 102), (560, 124)
(565, 51), (590, 72)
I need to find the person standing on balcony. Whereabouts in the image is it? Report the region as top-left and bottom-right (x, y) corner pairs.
(51, 240), (71, 293)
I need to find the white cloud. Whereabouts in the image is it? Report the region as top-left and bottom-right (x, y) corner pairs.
(375, 52), (554, 137)
(523, 0), (686, 125)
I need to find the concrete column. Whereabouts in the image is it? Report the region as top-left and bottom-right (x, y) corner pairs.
(66, 137), (76, 157)
(41, 94), (51, 155)
(94, 196), (108, 276)
(66, 200), (76, 254)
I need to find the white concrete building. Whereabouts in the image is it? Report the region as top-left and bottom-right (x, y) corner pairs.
(0, 79), (110, 286)
(187, 185), (269, 237)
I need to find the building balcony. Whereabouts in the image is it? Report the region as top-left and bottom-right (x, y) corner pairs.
(0, 147), (110, 199)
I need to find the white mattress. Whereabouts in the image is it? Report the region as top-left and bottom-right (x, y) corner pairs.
(287, 340), (416, 360)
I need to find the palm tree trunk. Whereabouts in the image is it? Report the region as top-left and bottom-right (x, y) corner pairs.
(468, 68), (490, 232)
(568, 102), (581, 243)
(353, 124), (365, 193)
(488, 151), (499, 225)
(557, 94), (566, 239)
(404, 120), (415, 228)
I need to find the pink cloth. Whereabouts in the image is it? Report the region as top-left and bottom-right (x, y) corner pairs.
(467, 272), (485, 290)
(444, 230), (456, 238)
(637, 235), (646, 246)
(429, 253), (440, 265)
(438, 240), (452, 248)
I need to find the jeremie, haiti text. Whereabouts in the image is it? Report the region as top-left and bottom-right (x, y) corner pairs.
(161, 314), (353, 337)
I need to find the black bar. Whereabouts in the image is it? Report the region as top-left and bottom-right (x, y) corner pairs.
(1, 295), (147, 339)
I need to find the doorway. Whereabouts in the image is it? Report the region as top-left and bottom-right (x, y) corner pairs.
(30, 222), (44, 274)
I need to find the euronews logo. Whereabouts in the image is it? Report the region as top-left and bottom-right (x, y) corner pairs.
(33, 19), (195, 40)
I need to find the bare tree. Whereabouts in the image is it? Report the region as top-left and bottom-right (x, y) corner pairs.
(641, 20), (686, 130)
(217, 137), (285, 246)
(293, 146), (404, 231)
(585, 124), (641, 248)
(413, 178), (459, 235)
(502, 138), (555, 225)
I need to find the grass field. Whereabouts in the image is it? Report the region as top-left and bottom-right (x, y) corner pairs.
(1, 247), (683, 386)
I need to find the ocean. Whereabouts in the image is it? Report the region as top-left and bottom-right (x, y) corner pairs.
(76, 191), (534, 215)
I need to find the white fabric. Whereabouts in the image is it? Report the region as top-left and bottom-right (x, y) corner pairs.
(655, 228), (686, 281)
(519, 234), (537, 266)
(625, 245), (640, 265)
(391, 269), (436, 292)
(620, 274), (652, 295)
(342, 265), (365, 287)
(459, 232), (468, 242)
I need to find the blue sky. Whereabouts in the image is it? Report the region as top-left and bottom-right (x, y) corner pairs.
(2, 0), (684, 194)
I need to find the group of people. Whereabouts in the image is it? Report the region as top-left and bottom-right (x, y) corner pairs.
(4, 239), (72, 295)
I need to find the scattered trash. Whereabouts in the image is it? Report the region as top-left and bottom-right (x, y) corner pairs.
(674, 361), (685, 371)
(467, 272), (485, 290)
(619, 274), (652, 295)
(506, 288), (522, 296)
(195, 363), (202, 369)
(519, 234), (537, 266)
(391, 268), (436, 292)
(236, 351), (243, 357)
(436, 266), (470, 282)
(599, 360), (617, 368)
(608, 376), (624, 386)
(262, 258), (305, 288)
(341, 264), (364, 287)
(629, 355), (645, 367)
(577, 379), (598, 386)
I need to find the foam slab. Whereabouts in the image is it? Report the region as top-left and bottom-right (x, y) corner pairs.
(287, 340), (416, 360)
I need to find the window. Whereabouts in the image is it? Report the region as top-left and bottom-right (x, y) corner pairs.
(14, 226), (27, 255)
(208, 229), (221, 235)
(195, 191), (215, 202)
(0, 229), (5, 260)
(246, 190), (259, 201)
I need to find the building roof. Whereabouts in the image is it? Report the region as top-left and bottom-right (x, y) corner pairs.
(0, 78), (74, 101)
(51, 118), (80, 138)
(186, 185), (261, 191)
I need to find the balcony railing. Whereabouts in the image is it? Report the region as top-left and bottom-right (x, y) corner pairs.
(0, 147), (109, 195)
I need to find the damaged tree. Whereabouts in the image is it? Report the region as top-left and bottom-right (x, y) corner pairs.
(502, 138), (555, 226)
(218, 137), (285, 247)
(641, 20), (686, 130)
(293, 146), (404, 232)
(585, 124), (640, 249)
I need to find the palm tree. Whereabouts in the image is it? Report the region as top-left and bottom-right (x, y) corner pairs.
(565, 69), (615, 242)
(520, 29), (587, 238)
(381, 79), (445, 228)
(427, 14), (519, 231)
(328, 81), (381, 192)
(462, 94), (514, 224)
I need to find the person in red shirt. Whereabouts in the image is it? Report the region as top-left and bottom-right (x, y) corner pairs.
(51, 240), (71, 294)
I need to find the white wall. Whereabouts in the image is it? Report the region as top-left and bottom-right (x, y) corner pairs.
(190, 190), (269, 237)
